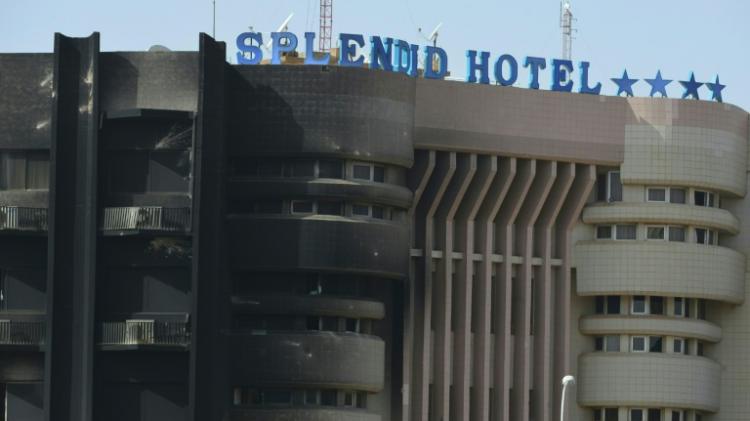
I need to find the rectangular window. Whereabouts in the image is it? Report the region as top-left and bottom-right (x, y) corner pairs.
(615, 224), (636, 240)
(596, 225), (613, 239)
(356, 392), (367, 409)
(646, 226), (666, 240)
(632, 296), (647, 314)
(320, 390), (337, 406)
(26, 151), (50, 190)
(649, 336), (663, 353)
(290, 160), (315, 177)
(647, 187), (666, 202)
(605, 408), (618, 421)
(685, 298), (692, 318)
(695, 228), (707, 245)
(631, 408), (644, 421)
(595, 337), (604, 351)
(698, 299), (707, 320)
(650, 296), (664, 315)
(673, 338), (685, 354)
(321, 316), (338, 331)
(607, 296), (621, 315)
(352, 164), (371, 180)
(597, 173), (607, 201)
(291, 200), (314, 214)
(255, 201), (283, 214)
(0, 151), (26, 190)
(697, 341), (705, 356)
(318, 201), (343, 216)
(318, 160), (343, 179)
(632, 336), (647, 352)
(343, 391), (355, 407)
(695, 191), (707, 206)
(669, 188), (686, 204)
(149, 150), (191, 193)
(671, 410), (684, 421)
(371, 206), (385, 219)
(668, 226), (686, 242)
(345, 318), (359, 333)
(263, 390), (293, 405)
(647, 409), (661, 421)
(674, 298), (684, 317)
(608, 171), (622, 202)
(352, 204), (370, 216)
(258, 161), (283, 177)
(305, 389), (319, 405)
(595, 296), (605, 314)
(605, 335), (620, 352)
(373, 166), (385, 182)
(708, 192), (716, 207)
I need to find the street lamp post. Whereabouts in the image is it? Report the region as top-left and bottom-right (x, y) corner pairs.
(560, 375), (576, 421)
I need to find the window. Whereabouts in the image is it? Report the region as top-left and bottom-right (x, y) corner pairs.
(345, 318), (360, 333)
(671, 410), (685, 421)
(594, 336), (620, 352)
(674, 298), (684, 317)
(668, 226), (686, 242)
(694, 190), (716, 207)
(595, 296), (605, 314)
(352, 204), (370, 216)
(632, 336), (647, 352)
(647, 187), (666, 202)
(318, 160), (344, 179)
(649, 336), (663, 353)
(632, 296), (647, 314)
(650, 296), (664, 315)
(631, 409), (644, 421)
(615, 224), (636, 240)
(356, 392), (367, 409)
(685, 298), (692, 318)
(695, 228), (716, 245)
(647, 409), (661, 421)
(373, 166), (385, 182)
(0, 151), (50, 191)
(607, 296), (621, 314)
(371, 205), (385, 219)
(343, 391), (355, 407)
(291, 200), (315, 214)
(233, 388), (292, 406)
(318, 201), (343, 216)
(607, 171), (622, 202)
(110, 150), (190, 193)
(697, 299), (707, 320)
(352, 164), (371, 180)
(594, 408), (619, 421)
(646, 226), (666, 240)
(289, 160), (315, 177)
(596, 225), (613, 239)
(320, 389), (337, 406)
(669, 188), (686, 204)
(673, 338), (686, 354)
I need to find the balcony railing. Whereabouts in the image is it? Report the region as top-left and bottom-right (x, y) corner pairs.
(97, 320), (190, 347)
(0, 206), (48, 232)
(101, 207), (191, 233)
(0, 320), (46, 346)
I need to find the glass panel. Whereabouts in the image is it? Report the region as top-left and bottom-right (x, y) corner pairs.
(263, 390), (292, 405)
(352, 204), (369, 216)
(698, 299), (707, 320)
(597, 173), (607, 201)
(671, 411), (682, 421)
(615, 225), (636, 240)
(594, 409), (602, 421)
(606, 296), (621, 314)
(695, 228), (707, 244)
(674, 298), (684, 316)
(647, 188), (666, 202)
(345, 318), (359, 333)
(318, 160), (343, 178)
(631, 409), (644, 421)
(673, 339), (683, 354)
(697, 341), (704, 356)
(595, 296), (605, 314)
(290, 160), (315, 177)
(318, 201), (343, 216)
(649, 336), (663, 352)
(149, 150), (191, 193)
(371, 206), (385, 219)
(356, 392), (367, 409)
(695, 191), (707, 206)
(344, 391), (354, 406)
(0, 152), (25, 190)
(596, 226), (612, 239)
(708, 193), (715, 207)
(650, 296), (664, 315)
(605, 335), (620, 352)
(605, 408), (618, 421)
(668, 226), (685, 242)
(646, 226), (665, 240)
(257, 160), (283, 177)
(632, 337), (646, 351)
(353, 164), (371, 180)
(291, 201), (314, 214)
(305, 390), (319, 405)
(321, 316), (338, 331)
(708, 230), (716, 245)
(256, 201), (283, 214)
(647, 409), (661, 421)
(669, 188), (686, 204)
(608, 172), (622, 202)
(26, 151), (50, 190)
(110, 152), (149, 193)
(373, 166), (385, 182)
(632, 296), (646, 314)
(594, 337), (604, 351)
(320, 390), (337, 406)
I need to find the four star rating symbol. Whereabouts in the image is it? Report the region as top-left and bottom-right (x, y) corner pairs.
(611, 70), (725, 102)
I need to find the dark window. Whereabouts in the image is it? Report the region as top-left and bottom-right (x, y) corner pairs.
(650, 296), (664, 315)
(263, 390), (292, 405)
(292, 201), (314, 214)
(596, 225), (612, 239)
(668, 226), (685, 242)
(373, 166), (385, 182)
(698, 299), (707, 320)
(697, 341), (704, 356)
(605, 408), (618, 421)
(356, 392), (367, 409)
(255, 201), (283, 214)
(649, 336), (663, 353)
(320, 390), (337, 406)
(318, 160), (343, 178)
(695, 191), (707, 206)
(257, 161), (283, 177)
(0, 152), (26, 190)
(371, 206), (385, 219)
(26, 151), (50, 190)
(318, 201), (343, 216)
(615, 224), (636, 240)
(306, 316), (320, 330)
(352, 204), (369, 216)
(110, 153), (149, 192)
(696, 228), (707, 245)
(608, 172), (622, 202)
(149, 150), (190, 192)
(345, 318), (359, 333)
(674, 298), (684, 316)
(631, 409), (643, 421)
(632, 296), (647, 314)
(647, 409), (661, 421)
(646, 226), (665, 240)
(352, 164), (371, 180)
(647, 188), (666, 201)
(670, 188), (686, 204)
(596, 173), (607, 201)
(343, 391), (354, 407)
(606, 296), (621, 314)
(321, 316), (338, 331)
(595, 296), (605, 314)
(594, 337), (604, 351)
(605, 336), (620, 352)
(671, 411), (682, 421)
(595, 409), (602, 421)
(685, 298), (692, 318)
(305, 390), (318, 405)
(290, 160), (315, 177)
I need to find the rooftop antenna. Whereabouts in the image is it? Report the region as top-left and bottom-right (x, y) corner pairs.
(319, 0), (333, 52)
(560, 1), (576, 60)
(419, 22), (443, 47)
(212, 0), (216, 38)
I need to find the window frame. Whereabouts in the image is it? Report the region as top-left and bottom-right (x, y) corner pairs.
(631, 296), (648, 315)
(291, 200), (315, 215)
(646, 187), (667, 202)
(614, 224), (637, 240)
(673, 337), (686, 355)
(606, 171), (622, 202)
(631, 336), (647, 352)
(646, 225), (667, 240)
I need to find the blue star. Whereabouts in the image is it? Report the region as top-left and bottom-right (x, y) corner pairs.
(611, 70), (638, 97)
(644, 70), (672, 98)
(705, 75), (725, 103)
(679, 73), (703, 100)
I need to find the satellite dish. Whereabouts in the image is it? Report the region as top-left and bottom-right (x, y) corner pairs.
(148, 45), (171, 52)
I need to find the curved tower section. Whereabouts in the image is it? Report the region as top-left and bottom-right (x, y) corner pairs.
(575, 99), (749, 421)
(224, 66), (415, 421)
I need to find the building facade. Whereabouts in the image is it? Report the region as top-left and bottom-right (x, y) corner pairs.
(0, 33), (747, 421)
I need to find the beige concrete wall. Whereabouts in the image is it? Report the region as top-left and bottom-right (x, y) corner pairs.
(579, 315), (722, 343)
(583, 203), (740, 234)
(578, 353), (721, 412)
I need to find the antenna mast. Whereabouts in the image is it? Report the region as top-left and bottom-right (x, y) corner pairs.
(560, 0), (574, 60)
(319, 0), (333, 52)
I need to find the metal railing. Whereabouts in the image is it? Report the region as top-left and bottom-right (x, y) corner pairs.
(97, 320), (190, 346)
(101, 207), (191, 232)
(0, 206), (48, 232)
(0, 320), (46, 346)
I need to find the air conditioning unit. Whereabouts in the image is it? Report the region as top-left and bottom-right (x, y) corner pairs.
(125, 320), (155, 345)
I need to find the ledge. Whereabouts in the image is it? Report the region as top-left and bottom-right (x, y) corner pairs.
(583, 202), (740, 234)
(232, 295), (385, 320)
(103, 108), (194, 120)
(578, 352), (720, 412)
(579, 315), (722, 343)
(229, 407), (380, 421)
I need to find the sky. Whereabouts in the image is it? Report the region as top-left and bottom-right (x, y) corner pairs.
(1, 0), (748, 111)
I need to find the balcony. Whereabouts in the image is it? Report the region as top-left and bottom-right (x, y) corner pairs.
(0, 206), (48, 233)
(97, 317), (190, 350)
(0, 314), (46, 349)
(101, 206), (191, 235)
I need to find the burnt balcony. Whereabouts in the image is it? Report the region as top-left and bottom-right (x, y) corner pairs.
(100, 206), (191, 235)
(0, 206), (48, 233)
(0, 313), (46, 350)
(97, 313), (190, 351)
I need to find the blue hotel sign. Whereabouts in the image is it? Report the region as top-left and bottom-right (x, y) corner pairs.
(236, 31), (725, 102)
